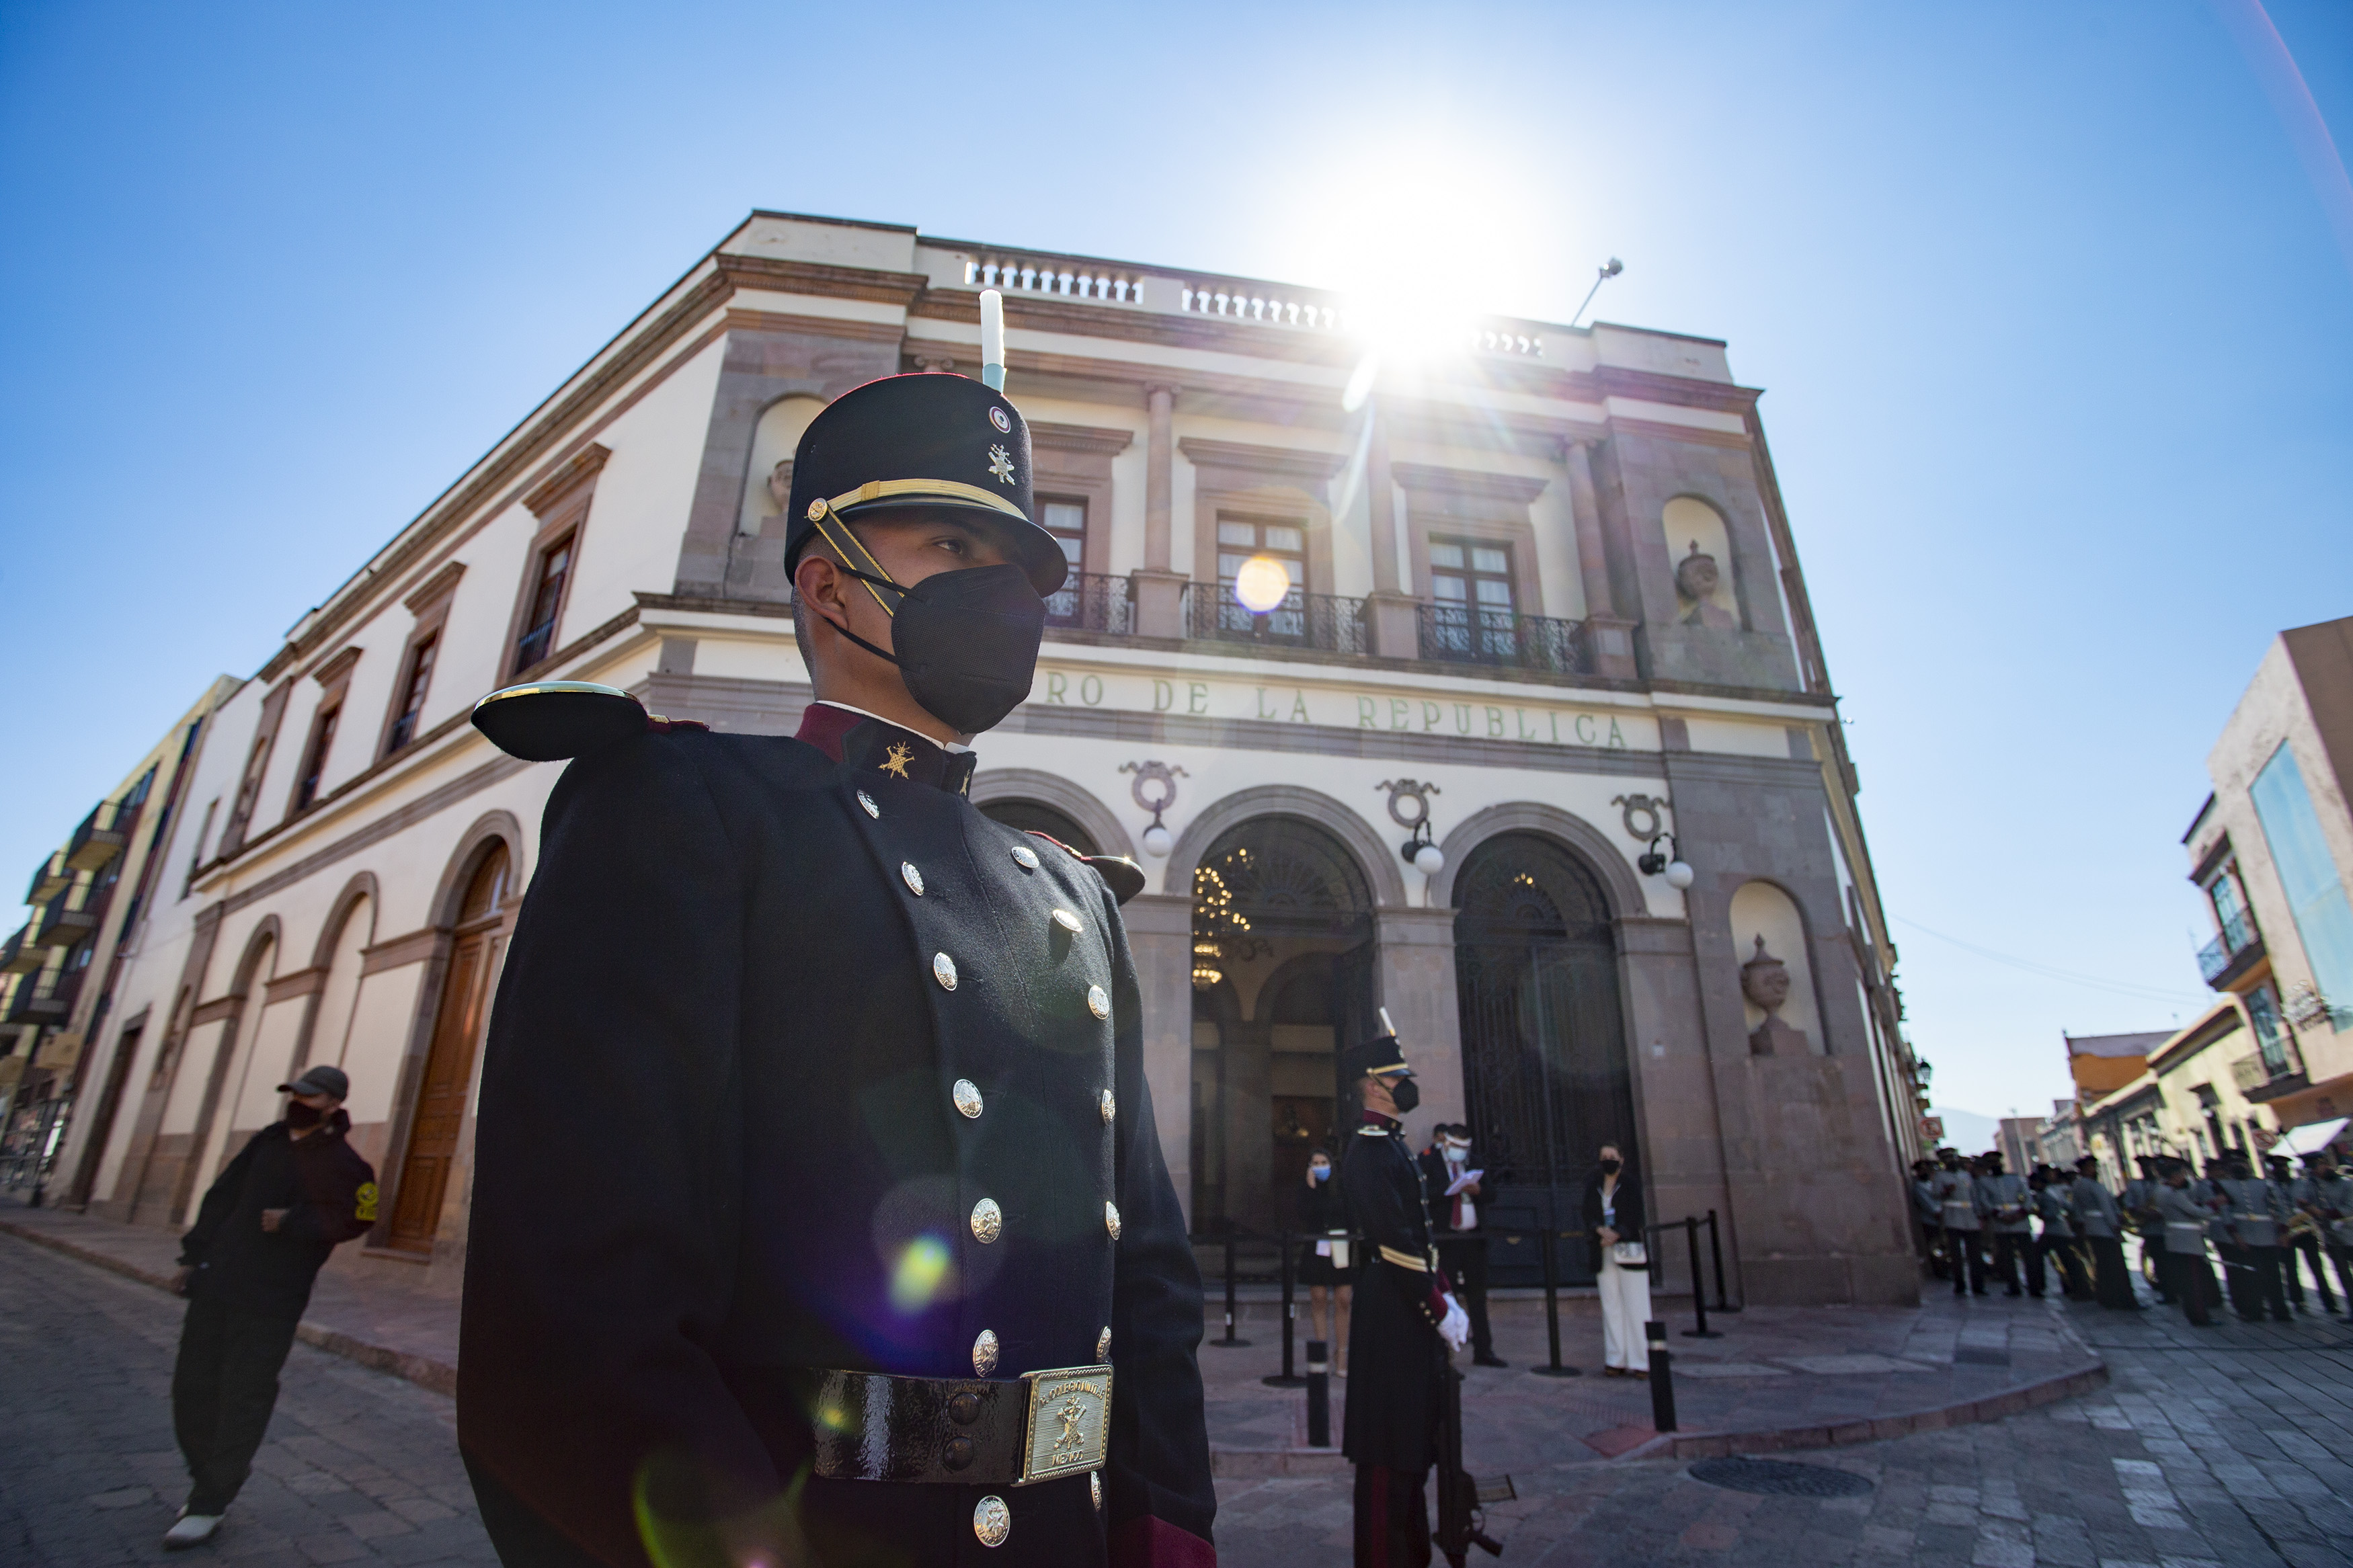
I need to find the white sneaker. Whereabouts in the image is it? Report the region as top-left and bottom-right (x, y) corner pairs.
(162, 1510), (223, 1549)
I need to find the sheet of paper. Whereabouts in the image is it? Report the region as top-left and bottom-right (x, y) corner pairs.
(1445, 1169), (1484, 1196)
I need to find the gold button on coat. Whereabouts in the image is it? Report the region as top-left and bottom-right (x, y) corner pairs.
(973, 1495), (1010, 1549)
(1104, 1201), (1121, 1241)
(1051, 908), (1082, 934)
(953, 1079), (984, 1118)
(934, 953), (958, 991)
(857, 791), (879, 819)
(1086, 985), (1110, 1020)
(902, 862), (926, 897)
(1010, 844), (1039, 870)
(973, 1329), (1000, 1376)
(971, 1198), (1003, 1244)
(1096, 1326), (1112, 1361)
(1099, 1089), (1116, 1125)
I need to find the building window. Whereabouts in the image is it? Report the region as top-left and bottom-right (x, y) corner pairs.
(292, 703), (340, 813)
(386, 634), (438, 755)
(1040, 500), (1087, 625)
(2247, 985), (2291, 1075)
(2251, 743), (2353, 1022)
(1429, 538), (1516, 657)
(2206, 867), (2255, 952)
(1215, 517), (1306, 635)
(512, 534), (575, 675)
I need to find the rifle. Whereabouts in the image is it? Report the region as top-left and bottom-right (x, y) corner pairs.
(1432, 1346), (1511, 1565)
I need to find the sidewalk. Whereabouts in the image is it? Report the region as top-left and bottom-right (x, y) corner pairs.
(1, 1197), (2105, 1477)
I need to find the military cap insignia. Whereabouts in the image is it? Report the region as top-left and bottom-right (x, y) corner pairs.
(881, 742), (914, 779)
(988, 444), (1016, 485)
(989, 405), (1011, 433)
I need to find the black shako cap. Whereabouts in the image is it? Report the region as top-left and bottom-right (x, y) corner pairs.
(1342, 1034), (1415, 1082)
(783, 373), (1067, 597)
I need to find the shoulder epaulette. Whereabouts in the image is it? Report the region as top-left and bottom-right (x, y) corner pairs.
(1022, 830), (1148, 907)
(472, 681), (709, 761)
(1357, 1124), (1390, 1137)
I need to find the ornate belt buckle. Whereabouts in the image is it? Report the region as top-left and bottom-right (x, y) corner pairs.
(1016, 1364), (1113, 1485)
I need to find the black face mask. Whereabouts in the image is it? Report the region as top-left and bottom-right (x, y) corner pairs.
(826, 561), (1046, 737)
(1388, 1077), (1421, 1115)
(1599, 1158), (1622, 1175)
(284, 1101), (323, 1130)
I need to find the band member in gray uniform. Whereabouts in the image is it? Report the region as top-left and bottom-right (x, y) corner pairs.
(2071, 1155), (2139, 1310)
(1931, 1149), (1987, 1296)
(2217, 1155), (2292, 1323)
(1910, 1160), (1947, 1280)
(2151, 1158), (2221, 1327)
(2124, 1156), (2169, 1303)
(457, 373), (1214, 1568)
(1977, 1153), (2036, 1297)
(2030, 1169), (2085, 1300)
(2271, 1154), (2338, 1314)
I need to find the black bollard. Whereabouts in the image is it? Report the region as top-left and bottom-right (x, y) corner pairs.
(1213, 1231), (1252, 1348)
(1531, 1226), (1579, 1377)
(1304, 1339), (1331, 1447)
(1706, 1208), (1737, 1313)
(1645, 1320), (1677, 1432)
(1681, 1216), (1720, 1338)
(1264, 1231), (1305, 1386)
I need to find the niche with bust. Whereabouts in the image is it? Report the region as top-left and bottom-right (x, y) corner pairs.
(1661, 495), (1739, 630)
(1728, 880), (1823, 1055)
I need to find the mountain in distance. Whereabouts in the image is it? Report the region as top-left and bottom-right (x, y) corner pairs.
(1927, 1106), (1999, 1153)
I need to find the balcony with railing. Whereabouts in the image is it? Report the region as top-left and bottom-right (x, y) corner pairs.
(2, 965), (78, 1026)
(1182, 583), (1369, 657)
(2195, 905), (2265, 988)
(29, 878), (110, 952)
(0, 927), (37, 976)
(1045, 573), (1134, 636)
(65, 798), (136, 873)
(24, 852), (67, 909)
(1417, 603), (1590, 675)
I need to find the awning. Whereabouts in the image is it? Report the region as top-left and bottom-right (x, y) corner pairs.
(2274, 1117), (2349, 1157)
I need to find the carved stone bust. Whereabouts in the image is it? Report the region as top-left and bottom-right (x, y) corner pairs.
(1675, 542), (1737, 630)
(765, 459), (793, 513)
(1741, 934), (1808, 1055)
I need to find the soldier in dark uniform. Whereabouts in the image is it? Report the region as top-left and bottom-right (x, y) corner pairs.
(458, 373), (1215, 1568)
(1339, 1030), (1470, 1568)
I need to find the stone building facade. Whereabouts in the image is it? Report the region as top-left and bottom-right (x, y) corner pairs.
(49, 211), (1925, 1306)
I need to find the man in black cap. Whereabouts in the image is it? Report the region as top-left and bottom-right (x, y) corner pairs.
(1339, 1024), (1470, 1568)
(161, 1065), (376, 1550)
(460, 372), (1214, 1568)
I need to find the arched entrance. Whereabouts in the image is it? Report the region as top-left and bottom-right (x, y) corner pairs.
(1451, 831), (1636, 1285)
(386, 842), (510, 1252)
(1188, 815), (1376, 1236)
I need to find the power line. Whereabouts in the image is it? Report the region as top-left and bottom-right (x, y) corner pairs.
(1890, 915), (2206, 1005)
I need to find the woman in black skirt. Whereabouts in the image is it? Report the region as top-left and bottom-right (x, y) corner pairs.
(1299, 1145), (1353, 1374)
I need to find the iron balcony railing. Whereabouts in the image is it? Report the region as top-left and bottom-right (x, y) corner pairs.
(65, 798), (136, 874)
(1045, 572), (1134, 635)
(1183, 583), (1369, 656)
(2195, 905), (2261, 984)
(1417, 603), (1590, 675)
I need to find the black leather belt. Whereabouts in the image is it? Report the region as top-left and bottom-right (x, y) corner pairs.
(797, 1365), (1113, 1487)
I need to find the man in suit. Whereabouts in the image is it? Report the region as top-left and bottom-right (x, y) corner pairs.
(459, 373), (1215, 1568)
(1419, 1124), (1504, 1368)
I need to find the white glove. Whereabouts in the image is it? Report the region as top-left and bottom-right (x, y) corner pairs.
(1439, 1293), (1470, 1350)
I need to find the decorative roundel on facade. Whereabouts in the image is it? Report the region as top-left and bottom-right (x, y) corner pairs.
(934, 952), (959, 991)
(1087, 985), (1111, 1020)
(1103, 1201), (1121, 1240)
(989, 405), (1011, 433)
(971, 1197), (1003, 1244)
(902, 862), (926, 897)
(953, 1078), (984, 1118)
(973, 1495), (1010, 1548)
(972, 1329), (1000, 1376)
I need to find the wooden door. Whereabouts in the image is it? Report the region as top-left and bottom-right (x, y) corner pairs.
(387, 845), (508, 1251)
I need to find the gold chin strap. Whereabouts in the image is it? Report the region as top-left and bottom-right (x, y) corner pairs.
(807, 500), (901, 617)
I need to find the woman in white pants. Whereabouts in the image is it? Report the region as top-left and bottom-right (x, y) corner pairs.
(1583, 1141), (1651, 1376)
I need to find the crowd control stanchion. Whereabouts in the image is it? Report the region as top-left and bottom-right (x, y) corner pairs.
(1681, 1216), (1720, 1338)
(1213, 1231), (1252, 1348)
(1645, 1320), (1677, 1432)
(1264, 1231), (1305, 1387)
(1707, 1208), (1737, 1312)
(1530, 1226), (1579, 1377)
(1304, 1339), (1331, 1447)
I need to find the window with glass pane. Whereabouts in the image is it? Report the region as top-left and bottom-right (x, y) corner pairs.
(2247, 985), (2291, 1075)
(513, 534), (575, 673)
(294, 704), (340, 811)
(1215, 517), (1306, 636)
(1429, 538), (1515, 657)
(1040, 499), (1086, 624)
(387, 635), (437, 754)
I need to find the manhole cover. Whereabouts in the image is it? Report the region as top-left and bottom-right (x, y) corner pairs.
(1688, 1458), (1874, 1497)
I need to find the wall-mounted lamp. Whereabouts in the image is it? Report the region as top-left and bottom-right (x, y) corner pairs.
(1121, 760), (1187, 857)
(1379, 779), (1445, 877)
(1638, 832), (1695, 890)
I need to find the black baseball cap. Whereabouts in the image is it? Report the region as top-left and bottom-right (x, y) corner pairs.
(280, 1065), (350, 1101)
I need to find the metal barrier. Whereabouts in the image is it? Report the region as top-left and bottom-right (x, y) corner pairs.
(1262, 1231), (1305, 1387)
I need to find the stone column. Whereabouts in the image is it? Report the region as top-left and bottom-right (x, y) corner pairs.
(1373, 906), (1461, 1151)
(1362, 405), (1421, 659)
(1121, 892), (1196, 1226)
(1566, 438), (1638, 679)
(1131, 386), (1187, 639)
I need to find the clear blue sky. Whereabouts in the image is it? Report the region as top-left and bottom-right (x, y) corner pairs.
(4, 1), (2348, 1120)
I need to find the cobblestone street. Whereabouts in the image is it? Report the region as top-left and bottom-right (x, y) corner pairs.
(8, 1225), (2353, 1567)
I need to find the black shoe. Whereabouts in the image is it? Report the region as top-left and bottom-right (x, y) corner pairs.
(1474, 1354), (1509, 1368)
(1973, 1288), (1989, 1296)
(2005, 1288), (2022, 1298)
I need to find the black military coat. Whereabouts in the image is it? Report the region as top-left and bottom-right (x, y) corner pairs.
(1338, 1115), (1445, 1472)
(457, 714), (1214, 1568)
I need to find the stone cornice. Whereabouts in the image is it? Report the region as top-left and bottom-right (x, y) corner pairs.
(1178, 436), (1349, 485)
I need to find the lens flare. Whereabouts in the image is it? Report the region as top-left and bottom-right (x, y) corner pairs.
(1232, 555), (1291, 614)
(889, 1234), (953, 1314)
